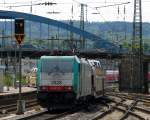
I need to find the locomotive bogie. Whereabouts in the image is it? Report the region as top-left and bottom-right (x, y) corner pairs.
(37, 91), (76, 110)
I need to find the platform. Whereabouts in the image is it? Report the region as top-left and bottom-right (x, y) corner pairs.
(0, 87), (36, 96)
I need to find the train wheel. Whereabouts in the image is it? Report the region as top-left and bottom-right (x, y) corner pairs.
(47, 106), (53, 112)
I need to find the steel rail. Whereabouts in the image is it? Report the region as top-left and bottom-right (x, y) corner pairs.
(92, 92), (149, 120)
(0, 99), (38, 114)
(91, 99), (125, 120)
(114, 107), (145, 120)
(119, 99), (139, 120)
(18, 104), (87, 120)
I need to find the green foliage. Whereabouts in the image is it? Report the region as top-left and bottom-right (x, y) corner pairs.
(1, 21), (150, 50)
(3, 73), (13, 87)
(16, 74), (28, 85)
(21, 75), (28, 85)
(122, 41), (130, 48)
(144, 42), (150, 52)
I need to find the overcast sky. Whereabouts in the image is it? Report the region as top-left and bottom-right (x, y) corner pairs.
(0, 0), (150, 22)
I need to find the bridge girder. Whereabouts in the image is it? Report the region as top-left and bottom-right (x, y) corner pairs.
(0, 10), (119, 52)
(0, 10), (104, 42)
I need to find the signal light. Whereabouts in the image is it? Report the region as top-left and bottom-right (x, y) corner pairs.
(40, 86), (48, 91)
(64, 86), (72, 91)
(15, 18), (24, 35)
(15, 18), (25, 45)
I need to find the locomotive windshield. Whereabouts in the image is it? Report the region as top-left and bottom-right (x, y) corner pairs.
(40, 59), (73, 85)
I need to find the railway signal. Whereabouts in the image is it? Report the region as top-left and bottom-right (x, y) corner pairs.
(15, 18), (25, 114)
(15, 18), (24, 45)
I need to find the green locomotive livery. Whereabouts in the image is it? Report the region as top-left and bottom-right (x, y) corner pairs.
(37, 56), (104, 110)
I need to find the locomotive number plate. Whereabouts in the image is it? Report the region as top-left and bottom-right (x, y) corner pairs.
(51, 81), (62, 85)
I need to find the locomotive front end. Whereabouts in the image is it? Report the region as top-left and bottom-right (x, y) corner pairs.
(37, 56), (77, 110)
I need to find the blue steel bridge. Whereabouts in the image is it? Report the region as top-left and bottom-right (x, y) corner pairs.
(0, 10), (122, 58)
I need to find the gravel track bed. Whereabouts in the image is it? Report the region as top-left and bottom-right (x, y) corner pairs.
(97, 110), (124, 120)
(54, 104), (108, 120)
(133, 110), (150, 120)
(124, 116), (139, 120)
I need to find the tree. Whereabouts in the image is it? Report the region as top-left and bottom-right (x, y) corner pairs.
(143, 42), (149, 52)
(4, 73), (12, 91)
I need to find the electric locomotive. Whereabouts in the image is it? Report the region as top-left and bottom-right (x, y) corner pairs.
(37, 56), (104, 110)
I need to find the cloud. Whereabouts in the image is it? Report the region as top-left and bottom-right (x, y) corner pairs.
(1, 0), (149, 22)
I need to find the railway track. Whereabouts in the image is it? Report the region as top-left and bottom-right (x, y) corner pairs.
(91, 92), (150, 120)
(0, 99), (39, 115)
(0, 91), (37, 107)
(106, 92), (150, 104)
(0, 91), (38, 119)
(1, 89), (149, 120)
(11, 92), (149, 120)
(17, 110), (72, 120)
(17, 104), (87, 120)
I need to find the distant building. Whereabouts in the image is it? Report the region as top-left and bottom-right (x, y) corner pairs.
(21, 58), (37, 76)
(0, 58), (37, 76)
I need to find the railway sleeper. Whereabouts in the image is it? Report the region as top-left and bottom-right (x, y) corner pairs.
(115, 107), (145, 120)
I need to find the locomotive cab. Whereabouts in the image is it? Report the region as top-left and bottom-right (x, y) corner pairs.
(37, 56), (79, 109)
(37, 56), (104, 110)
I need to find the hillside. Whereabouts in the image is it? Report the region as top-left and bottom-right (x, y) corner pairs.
(0, 21), (150, 51)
